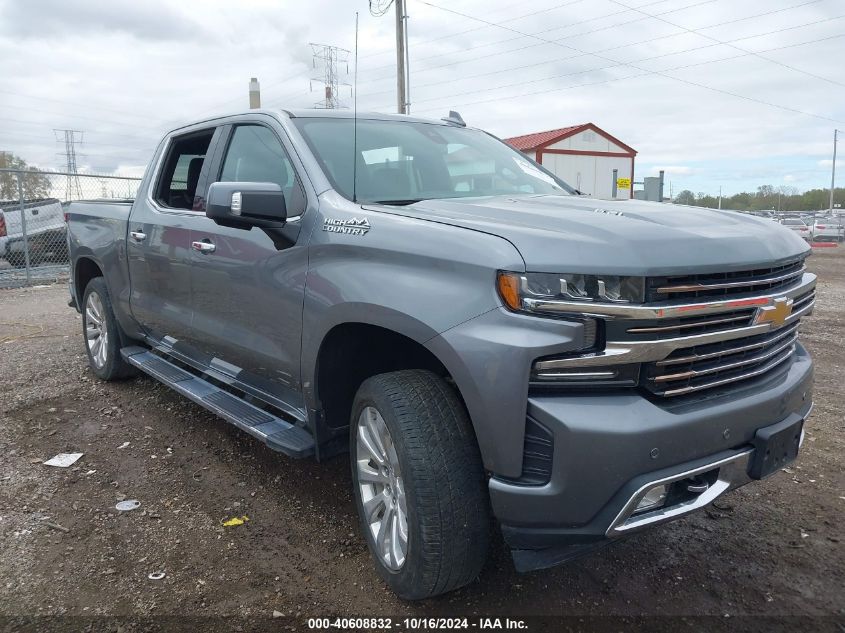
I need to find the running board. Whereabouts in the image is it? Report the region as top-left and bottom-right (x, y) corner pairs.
(121, 346), (315, 458)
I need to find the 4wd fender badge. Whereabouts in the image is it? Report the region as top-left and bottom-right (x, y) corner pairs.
(323, 217), (370, 235)
(753, 296), (793, 329)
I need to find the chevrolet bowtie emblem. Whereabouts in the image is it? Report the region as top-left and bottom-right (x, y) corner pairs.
(753, 296), (793, 329)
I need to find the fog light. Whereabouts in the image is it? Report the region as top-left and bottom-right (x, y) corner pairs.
(635, 484), (668, 514)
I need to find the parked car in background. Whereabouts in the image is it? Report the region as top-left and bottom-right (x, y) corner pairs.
(812, 216), (844, 242)
(0, 198), (67, 267)
(779, 218), (812, 241)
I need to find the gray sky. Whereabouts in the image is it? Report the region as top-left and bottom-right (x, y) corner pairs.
(1, 0), (842, 195)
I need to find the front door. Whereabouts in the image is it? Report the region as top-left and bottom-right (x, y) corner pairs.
(187, 123), (309, 397)
(127, 128), (217, 342)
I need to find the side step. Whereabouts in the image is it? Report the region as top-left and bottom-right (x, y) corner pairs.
(121, 346), (315, 458)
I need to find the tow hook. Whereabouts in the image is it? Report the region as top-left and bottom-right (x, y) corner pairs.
(684, 477), (710, 494)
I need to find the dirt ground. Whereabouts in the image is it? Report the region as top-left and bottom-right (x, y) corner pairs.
(0, 249), (843, 630)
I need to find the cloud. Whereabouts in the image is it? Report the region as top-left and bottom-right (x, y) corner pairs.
(649, 166), (695, 176)
(817, 159), (843, 168)
(0, 0), (842, 197)
(0, 0), (206, 41)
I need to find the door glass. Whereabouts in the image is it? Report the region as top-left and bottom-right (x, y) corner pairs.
(155, 130), (214, 210)
(219, 126), (302, 213)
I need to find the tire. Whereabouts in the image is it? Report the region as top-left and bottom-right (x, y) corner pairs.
(6, 252), (28, 268)
(81, 277), (136, 381)
(350, 369), (490, 600)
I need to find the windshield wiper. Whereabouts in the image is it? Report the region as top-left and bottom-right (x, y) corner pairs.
(373, 199), (425, 206)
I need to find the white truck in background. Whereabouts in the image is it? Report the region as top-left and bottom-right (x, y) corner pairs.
(0, 198), (67, 267)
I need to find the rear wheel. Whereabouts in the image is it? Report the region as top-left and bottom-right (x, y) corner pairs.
(6, 252), (28, 268)
(350, 369), (490, 600)
(82, 277), (136, 381)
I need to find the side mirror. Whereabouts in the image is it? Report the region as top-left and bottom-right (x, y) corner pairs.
(206, 181), (287, 229)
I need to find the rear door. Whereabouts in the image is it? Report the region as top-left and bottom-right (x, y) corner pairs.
(127, 126), (221, 342)
(186, 120), (310, 397)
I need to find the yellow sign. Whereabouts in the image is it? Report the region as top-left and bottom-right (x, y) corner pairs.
(616, 177), (631, 189)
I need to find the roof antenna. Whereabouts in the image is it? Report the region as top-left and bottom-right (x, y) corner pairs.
(441, 110), (466, 127)
(352, 11), (360, 204)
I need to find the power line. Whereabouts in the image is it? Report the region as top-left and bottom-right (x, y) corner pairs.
(0, 102), (168, 134)
(408, 33), (845, 124)
(399, 17), (845, 107)
(359, 0), (588, 60)
(0, 90), (169, 124)
(411, 0), (843, 124)
(607, 0), (845, 88)
(359, 11), (843, 100)
(360, 0), (710, 76)
(1, 129), (155, 151)
(357, 0), (821, 85)
(369, 0), (394, 17)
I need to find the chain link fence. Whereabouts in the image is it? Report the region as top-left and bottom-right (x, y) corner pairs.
(0, 169), (142, 289)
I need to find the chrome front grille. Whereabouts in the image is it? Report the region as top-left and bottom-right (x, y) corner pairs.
(625, 308), (756, 340)
(642, 323), (800, 397)
(527, 270), (816, 399)
(647, 258), (806, 301)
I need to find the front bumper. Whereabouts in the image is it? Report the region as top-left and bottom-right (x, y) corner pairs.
(490, 344), (813, 569)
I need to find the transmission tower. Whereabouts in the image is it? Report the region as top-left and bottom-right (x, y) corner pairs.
(54, 129), (84, 200)
(309, 43), (351, 109)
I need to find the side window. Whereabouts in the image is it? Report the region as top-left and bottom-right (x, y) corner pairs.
(155, 130), (214, 210)
(219, 125), (305, 215)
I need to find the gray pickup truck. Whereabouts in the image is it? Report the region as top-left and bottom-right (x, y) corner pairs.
(67, 109), (815, 599)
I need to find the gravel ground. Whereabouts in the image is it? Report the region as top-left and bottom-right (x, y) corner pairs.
(0, 249), (843, 630)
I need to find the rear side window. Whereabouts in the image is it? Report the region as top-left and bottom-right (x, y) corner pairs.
(155, 130), (214, 210)
(218, 125), (305, 215)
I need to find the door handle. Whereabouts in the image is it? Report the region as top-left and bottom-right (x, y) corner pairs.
(130, 230), (147, 241)
(191, 240), (216, 254)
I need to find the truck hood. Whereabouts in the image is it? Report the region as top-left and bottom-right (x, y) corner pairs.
(365, 195), (810, 275)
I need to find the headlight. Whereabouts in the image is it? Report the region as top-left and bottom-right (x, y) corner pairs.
(497, 271), (645, 312)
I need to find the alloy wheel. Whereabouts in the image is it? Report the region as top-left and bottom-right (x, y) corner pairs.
(84, 292), (109, 369)
(356, 405), (409, 571)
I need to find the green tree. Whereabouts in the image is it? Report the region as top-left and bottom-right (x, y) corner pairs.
(675, 189), (696, 205)
(696, 193), (718, 208)
(0, 152), (52, 201)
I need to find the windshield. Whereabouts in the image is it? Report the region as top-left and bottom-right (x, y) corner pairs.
(291, 117), (575, 204)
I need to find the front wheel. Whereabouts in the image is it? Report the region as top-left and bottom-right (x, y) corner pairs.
(350, 369), (490, 600)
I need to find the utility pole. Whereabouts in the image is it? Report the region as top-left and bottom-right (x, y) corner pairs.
(54, 129), (83, 201)
(370, 0), (410, 114)
(830, 129), (839, 214)
(395, 0), (409, 114)
(718, 186), (722, 210)
(309, 43), (350, 109)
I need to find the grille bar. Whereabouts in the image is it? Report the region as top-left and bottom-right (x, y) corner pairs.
(654, 346), (795, 397)
(627, 314), (750, 335)
(655, 265), (806, 295)
(656, 323), (799, 367)
(651, 335), (797, 383)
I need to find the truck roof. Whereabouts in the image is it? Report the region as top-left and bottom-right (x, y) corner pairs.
(168, 108), (459, 134)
